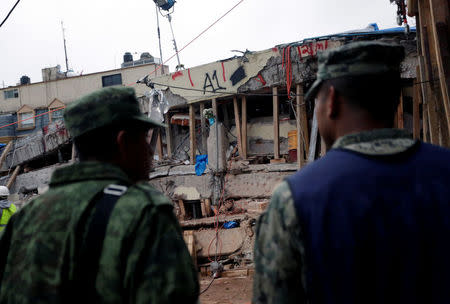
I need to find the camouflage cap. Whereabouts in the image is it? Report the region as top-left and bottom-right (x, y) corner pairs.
(305, 41), (405, 100)
(64, 87), (165, 138)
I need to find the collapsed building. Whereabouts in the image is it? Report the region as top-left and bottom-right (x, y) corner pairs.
(0, 25), (421, 273)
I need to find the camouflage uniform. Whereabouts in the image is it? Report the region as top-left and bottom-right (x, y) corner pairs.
(253, 42), (450, 303)
(253, 129), (417, 304)
(0, 87), (199, 304)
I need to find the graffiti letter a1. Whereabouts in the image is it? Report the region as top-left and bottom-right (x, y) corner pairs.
(203, 70), (226, 94)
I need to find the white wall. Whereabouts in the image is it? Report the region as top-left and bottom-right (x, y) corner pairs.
(0, 64), (167, 113)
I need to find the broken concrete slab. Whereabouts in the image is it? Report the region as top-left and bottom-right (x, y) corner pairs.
(225, 172), (292, 199)
(1, 163), (65, 194)
(195, 227), (246, 258)
(1, 120), (70, 171)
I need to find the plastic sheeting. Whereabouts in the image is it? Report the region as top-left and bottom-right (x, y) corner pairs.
(195, 154), (208, 176)
(146, 89), (169, 124)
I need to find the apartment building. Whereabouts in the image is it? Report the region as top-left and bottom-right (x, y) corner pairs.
(0, 59), (168, 143)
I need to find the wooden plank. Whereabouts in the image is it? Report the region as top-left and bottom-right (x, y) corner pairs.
(417, 8), (439, 144)
(220, 268), (251, 278)
(413, 76), (422, 140)
(428, 0), (450, 139)
(273, 87), (280, 159)
(233, 96), (243, 160)
(307, 107), (318, 163)
(298, 86), (309, 154)
(415, 63), (428, 141)
(156, 132), (163, 160)
(397, 90), (405, 129)
(212, 98), (218, 119)
(0, 141), (13, 168)
(6, 166), (21, 189)
(241, 96), (248, 159)
(178, 199), (186, 220)
(204, 198), (212, 217)
(408, 0), (418, 16)
(189, 104), (196, 164)
(418, 1), (449, 146)
(70, 142), (76, 162)
(183, 231), (197, 267)
(418, 56), (431, 142)
(164, 113), (172, 158)
(200, 200), (207, 218)
(423, 104), (430, 142)
(296, 84), (304, 168)
(200, 102), (207, 154)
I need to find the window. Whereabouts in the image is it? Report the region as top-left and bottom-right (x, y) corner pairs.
(102, 74), (122, 87)
(19, 112), (34, 128)
(17, 105), (35, 130)
(3, 89), (19, 99)
(48, 98), (66, 123)
(51, 108), (64, 122)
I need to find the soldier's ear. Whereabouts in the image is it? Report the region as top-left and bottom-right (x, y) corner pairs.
(116, 130), (128, 157)
(327, 86), (339, 120)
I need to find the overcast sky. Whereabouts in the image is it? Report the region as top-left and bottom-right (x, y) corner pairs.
(0, 0), (415, 87)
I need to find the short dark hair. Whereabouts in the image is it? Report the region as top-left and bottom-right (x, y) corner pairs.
(74, 121), (150, 161)
(321, 74), (402, 125)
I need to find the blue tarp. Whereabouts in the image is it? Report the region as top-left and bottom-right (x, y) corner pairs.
(223, 221), (239, 229)
(195, 155), (208, 176)
(300, 23), (416, 43)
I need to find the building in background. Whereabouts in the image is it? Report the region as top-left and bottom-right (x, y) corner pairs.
(0, 54), (168, 143)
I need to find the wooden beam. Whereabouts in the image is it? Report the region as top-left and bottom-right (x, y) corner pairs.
(70, 142), (77, 162)
(407, 0), (418, 17)
(204, 198), (212, 217)
(156, 132), (163, 160)
(307, 108), (318, 163)
(417, 11), (440, 144)
(298, 86), (309, 154)
(413, 76), (422, 140)
(0, 141), (13, 168)
(241, 96), (248, 159)
(200, 103), (207, 154)
(6, 166), (21, 189)
(233, 96), (243, 159)
(428, 0), (450, 138)
(418, 1), (449, 146)
(164, 113), (172, 158)
(178, 200), (186, 220)
(423, 104), (430, 142)
(273, 87), (280, 159)
(212, 98), (218, 120)
(183, 231), (197, 267)
(189, 104), (196, 164)
(418, 55), (431, 142)
(397, 91), (405, 129)
(296, 84), (305, 168)
(200, 200), (207, 218)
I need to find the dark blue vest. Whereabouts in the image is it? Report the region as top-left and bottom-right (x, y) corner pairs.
(287, 142), (450, 304)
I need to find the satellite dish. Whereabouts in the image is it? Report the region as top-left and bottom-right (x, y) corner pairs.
(154, 0), (175, 11)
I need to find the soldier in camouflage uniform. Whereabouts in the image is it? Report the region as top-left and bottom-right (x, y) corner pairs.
(0, 87), (199, 304)
(253, 42), (450, 303)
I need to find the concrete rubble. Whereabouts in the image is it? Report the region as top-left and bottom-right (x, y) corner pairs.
(0, 27), (420, 277)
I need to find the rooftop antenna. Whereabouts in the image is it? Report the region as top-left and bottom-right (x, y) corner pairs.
(61, 21), (70, 74)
